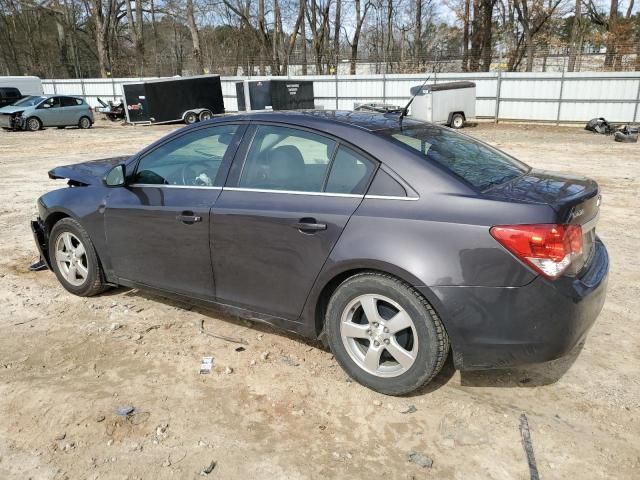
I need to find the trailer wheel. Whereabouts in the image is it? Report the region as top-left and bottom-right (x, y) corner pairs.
(184, 111), (198, 125)
(450, 113), (465, 129)
(199, 110), (213, 122)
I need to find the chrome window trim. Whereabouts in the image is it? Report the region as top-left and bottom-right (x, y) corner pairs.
(364, 194), (419, 201)
(223, 187), (363, 198)
(128, 183), (222, 190)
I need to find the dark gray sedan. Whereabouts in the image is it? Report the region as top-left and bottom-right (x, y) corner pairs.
(32, 111), (608, 395)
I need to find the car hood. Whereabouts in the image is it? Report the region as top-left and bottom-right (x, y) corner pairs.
(0, 105), (26, 114)
(48, 156), (131, 185)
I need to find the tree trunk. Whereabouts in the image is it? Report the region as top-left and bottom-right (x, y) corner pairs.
(525, 27), (534, 71)
(469, 0), (481, 71)
(414, 0), (422, 68)
(334, 0), (341, 71)
(150, 0), (160, 75)
(349, 0), (369, 75)
(480, 0), (493, 71)
(604, 0), (618, 70)
(567, 0), (582, 72)
(186, 0), (205, 74)
(462, 0), (470, 71)
(301, 8), (308, 75)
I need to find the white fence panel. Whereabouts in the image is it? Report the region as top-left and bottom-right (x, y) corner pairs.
(43, 72), (640, 123)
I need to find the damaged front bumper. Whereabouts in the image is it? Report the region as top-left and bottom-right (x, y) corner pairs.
(0, 113), (25, 130)
(31, 217), (51, 269)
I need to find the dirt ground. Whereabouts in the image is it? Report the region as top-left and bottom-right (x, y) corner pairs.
(0, 119), (638, 480)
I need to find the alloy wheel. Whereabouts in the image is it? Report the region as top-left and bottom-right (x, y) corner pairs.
(54, 232), (89, 286)
(340, 294), (418, 378)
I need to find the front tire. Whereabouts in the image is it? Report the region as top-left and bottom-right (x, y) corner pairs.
(184, 111), (198, 124)
(25, 117), (42, 131)
(325, 272), (449, 395)
(49, 218), (107, 297)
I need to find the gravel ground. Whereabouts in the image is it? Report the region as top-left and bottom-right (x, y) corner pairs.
(0, 119), (638, 480)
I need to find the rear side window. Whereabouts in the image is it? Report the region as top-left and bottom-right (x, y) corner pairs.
(1, 88), (20, 98)
(239, 125), (336, 192)
(62, 97), (82, 107)
(380, 126), (528, 191)
(368, 169), (407, 197)
(325, 147), (376, 194)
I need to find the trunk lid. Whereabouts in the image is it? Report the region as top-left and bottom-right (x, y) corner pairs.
(48, 156), (130, 185)
(485, 169), (601, 274)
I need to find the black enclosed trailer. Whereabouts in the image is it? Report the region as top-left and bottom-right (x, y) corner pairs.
(235, 79), (314, 111)
(122, 75), (225, 125)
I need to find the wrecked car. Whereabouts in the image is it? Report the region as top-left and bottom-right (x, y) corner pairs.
(0, 95), (93, 131)
(31, 111), (609, 395)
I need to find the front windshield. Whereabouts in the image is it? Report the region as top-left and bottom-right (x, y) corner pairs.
(378, 125), (529, 191)
(12, 96), (45, 107)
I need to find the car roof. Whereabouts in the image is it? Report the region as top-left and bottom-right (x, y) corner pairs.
(219, 110), (426, 132)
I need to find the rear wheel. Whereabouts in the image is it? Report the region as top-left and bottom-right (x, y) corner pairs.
(49, 218), (107, 297)
(325, 272), (449, 395)
(57, 126), (66, 130)
(78, 116), (92, 129)
(184, 111), (198, 124)
(450, 113), (464, 129)
(26, 117), (42, 131)
(198, 109), (213, 122)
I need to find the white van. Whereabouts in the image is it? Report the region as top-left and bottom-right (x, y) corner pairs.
(0, 76), (43, 100)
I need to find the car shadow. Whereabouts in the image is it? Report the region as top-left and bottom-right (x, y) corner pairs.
(459, 341), (585, 388)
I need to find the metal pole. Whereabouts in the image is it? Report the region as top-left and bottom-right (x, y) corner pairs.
(382, 71), (386, 105)
(80, 78), (86, 100)
(556, 55), (567, 126)
(111, 77), (117, 100)
(633, 76), (640, 123)
(494, 47), (503, 124)
(52, 79), (58, 95)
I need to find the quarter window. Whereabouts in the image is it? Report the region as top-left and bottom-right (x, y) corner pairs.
(239, 125), (336, 192)
(325, 147), (376, 194)
(135, 125), (238, 186)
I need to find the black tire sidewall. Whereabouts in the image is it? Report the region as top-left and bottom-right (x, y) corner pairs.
(325, 274), (445, 395)
(452, 114), (464, 129)
(79, 117), (91, 129)
(49, 218), (102, 296)
(199, 110), (212, 121)
(185, 112), (197, 124)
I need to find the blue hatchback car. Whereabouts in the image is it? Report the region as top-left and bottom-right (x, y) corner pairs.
(0, 95), (94, 131)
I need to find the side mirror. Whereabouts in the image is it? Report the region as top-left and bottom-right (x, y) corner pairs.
(104, 164), (126, 187)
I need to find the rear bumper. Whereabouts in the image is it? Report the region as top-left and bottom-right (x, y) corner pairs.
(425, 239), (609, 370)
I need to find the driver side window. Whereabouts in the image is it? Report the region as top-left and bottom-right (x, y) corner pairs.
(135, 125), (238, 186)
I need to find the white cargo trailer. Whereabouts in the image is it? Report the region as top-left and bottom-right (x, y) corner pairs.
(409, 81), (476, 129)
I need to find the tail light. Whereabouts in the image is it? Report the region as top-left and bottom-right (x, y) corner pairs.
(490, 224), (583, 279)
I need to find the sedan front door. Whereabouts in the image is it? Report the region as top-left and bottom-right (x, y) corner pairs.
(104, 124), (245, 299)
(212, 124), (377, 321)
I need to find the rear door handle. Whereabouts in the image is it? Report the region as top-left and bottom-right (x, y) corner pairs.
(294, 218), (327, 233)
(176, 211), (202, 224)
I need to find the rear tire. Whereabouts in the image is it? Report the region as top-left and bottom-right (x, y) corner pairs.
(325, 272), (449, 395)
(49, 218), (108, 297)
(199, 109), (213, 122)
(450, 113), (464, 129)
(57, 126), (66, 130)
(184, 111), (198, 124)
(25, 117), (42, 131)
(78, 116), (92, 129)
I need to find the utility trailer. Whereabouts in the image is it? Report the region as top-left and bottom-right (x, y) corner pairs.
(122, 75), (225, 125)
(235, 79), (314, 111)
(409, 81), (476, 129)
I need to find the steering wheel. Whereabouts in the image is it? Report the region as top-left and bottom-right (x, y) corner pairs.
(181, 161), (214, 186)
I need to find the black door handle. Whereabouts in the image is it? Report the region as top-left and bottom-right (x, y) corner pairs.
(294, 218), (327, 233)
(176, 211), (202, 224)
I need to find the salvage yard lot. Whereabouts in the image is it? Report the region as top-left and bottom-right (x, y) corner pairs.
(0, 120), (638, 479)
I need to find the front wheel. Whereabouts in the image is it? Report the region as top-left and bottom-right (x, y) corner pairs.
(184, 111), (198, 124)
(49, 218), (108, 296)
(325, 272), (449, 395)
(25, 117), (42, 131)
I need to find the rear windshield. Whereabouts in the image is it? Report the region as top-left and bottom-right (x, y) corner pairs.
(378, 125), (529, 190)
(12, 95), (44, 107)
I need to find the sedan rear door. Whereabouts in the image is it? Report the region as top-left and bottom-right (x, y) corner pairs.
(212, 123), (377, 321)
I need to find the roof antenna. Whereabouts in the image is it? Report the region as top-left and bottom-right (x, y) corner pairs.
(399, 73), (431, 127)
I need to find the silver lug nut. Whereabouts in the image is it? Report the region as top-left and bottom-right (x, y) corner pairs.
(373, 322), (379, 327)
(384, 339), (390, 345)
(384, 327), (389, 333)
(374, 340), (380, 347)
(366, 329), (372, 335)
